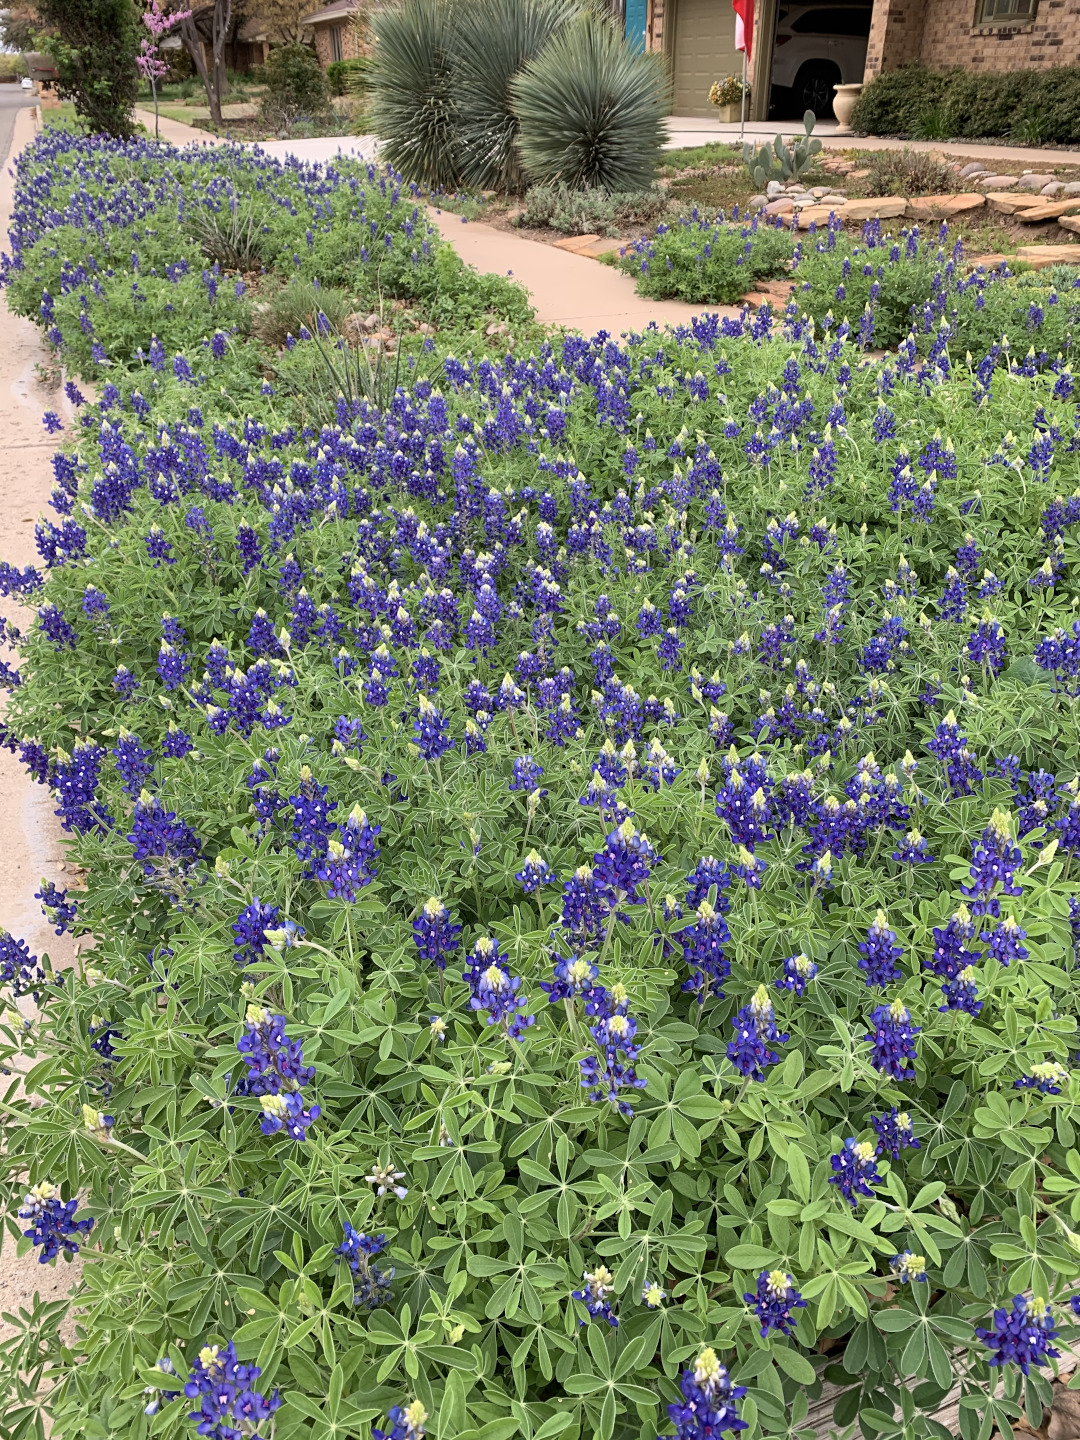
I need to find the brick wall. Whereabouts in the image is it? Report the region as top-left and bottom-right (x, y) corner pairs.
(867, 0), (1080, 77)
(311, 13), (371, 68)
(920, 0), (1080, 70)
(864, 0), (926, 80)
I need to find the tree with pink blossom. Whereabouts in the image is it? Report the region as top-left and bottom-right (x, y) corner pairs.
(138, 0), (192, 138)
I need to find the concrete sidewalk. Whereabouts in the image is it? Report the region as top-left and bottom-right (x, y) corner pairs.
(427, 207), (736, 334)
(134, 108), (379, 164)
(666, 114), (1080, 168)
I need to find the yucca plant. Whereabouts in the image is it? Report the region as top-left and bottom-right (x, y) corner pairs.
(512, 9), (671, 193)
(370, 0), (461, 190)
(452, 0), (573, 194)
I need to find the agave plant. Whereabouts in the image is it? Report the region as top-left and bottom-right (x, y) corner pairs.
(370, 0), (461, 190)
(512, 9), (671, 193)
(452, 0), (573, 195)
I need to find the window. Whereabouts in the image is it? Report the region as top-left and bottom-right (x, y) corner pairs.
(976, 0), (1036, 23)
(328, 23), (343, 62)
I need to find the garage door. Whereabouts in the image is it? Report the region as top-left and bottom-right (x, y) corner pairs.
(670, 0), (740, 118)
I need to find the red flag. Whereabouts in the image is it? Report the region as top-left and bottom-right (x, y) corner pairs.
(733, 0), (754, 60)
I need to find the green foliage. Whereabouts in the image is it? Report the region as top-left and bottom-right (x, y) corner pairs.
(371, 0), (461, 190)
(615, 215), (795, 305)
(852, 63), (1080, 145)
(742, 112), (822, 190)
(452, 0), (571, 195)
(864, 147), (954, 199)
(519, 182), (669, 236)
(258, 43), (330, 129)
(36, 0), (139, 137)
(11, 125), (1080, 1440)
(326, 55), (372, 97)
(512, 10), (670, 192)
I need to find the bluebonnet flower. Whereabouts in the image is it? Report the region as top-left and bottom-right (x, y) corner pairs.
(1015, 1061), (1069, 1095)
(314, 806), (379, 901)
(580, 982), (647, 1116)
(593, 819), (660, 908)
(928, 906), (978, 980)
(659, 1347), (747, 1440)
(561, 864), (607, 941)
(872, 1107), (919, 1160)
(163, 723), (195, 759)
(236, 1005), (320, 1140)
(509, 755), (544, 793)
(642, 1280), (667, 1309)
(961, 809), (1022, 919)
(892, 1252), (927, 1284)
(19, 1181), (94, 1261)
(727, 985), (788, 1081)
(336, 1223), (393, 1309)
(182, 1340), (281, 1440)
(37, 603), (76, 651)
(984, 916), (1028, 967)
(829, 1137), (882, 1206)
(967, 616), (1007, 675)
(573, 1264), (618, 1326)
(128, 791), (202, 886)
(865, 999), (920, 1081)
(111, 730), (154, 797)
(977, 1296), (1060, 1375)
(858, 911), (904, 988)
(940, 964), (982, 1015)
(364, 1160), (409, 1199)
(232, 899), (280, 966)
(745, 1269), (806, 1338)
(42, 410), (63, 434)
(412, 695), (453, 761)
(776, 952), (817, 996)
(145, 526), (174, 567)
(289, 766), (337, 868)
(113, 666), (139, 699)
(373, 1401), (429, 1440)
(892, 829), (933, 865)
(52, 743), (112, 835)
(541, 952), (599, 1004)
(685, 855), (733, 911)
(516, 850), (555, 893)
(679, 899), (731, 1000)
(35, 880), (76, 935)
(156, 640), (190, 691)
(463, 937), (534, 1040)
(927, 711), (983, 796)
(413, 898), (461, 970)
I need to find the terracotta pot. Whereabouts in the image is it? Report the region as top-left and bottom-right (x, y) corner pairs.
(714, 102), (744, 124)
(832, 83), (863, 133)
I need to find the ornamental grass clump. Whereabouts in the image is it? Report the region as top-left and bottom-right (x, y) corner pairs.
(7, 125), (1080, 1440)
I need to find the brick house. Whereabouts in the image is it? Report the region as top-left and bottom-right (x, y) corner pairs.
(639, 0), (1080, 120)
(303, 0), (372, 66)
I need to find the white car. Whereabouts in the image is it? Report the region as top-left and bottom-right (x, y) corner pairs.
(20, 76), (32, 90)
(770, 3), (872, 119)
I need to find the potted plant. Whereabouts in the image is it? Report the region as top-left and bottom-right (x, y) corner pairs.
(709, 75), (750, 124)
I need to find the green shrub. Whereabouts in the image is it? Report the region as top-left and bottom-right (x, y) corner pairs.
(852, 63), (1080, 145)
(36, 0), (139, 137)
(326, 55), (371, 97)
(186, 202), (272, 272)
(258, 42), (329, 128)
(0, 53), (28, 80)
(519, 182), (670, 234)
(452, 0), (571, 194)
(371, 0), (461, 190)
(616, 213), (794, 304)
(865, 147), (953, 198)
(253, 280), (353, 349)
(512, 9), (670, 191)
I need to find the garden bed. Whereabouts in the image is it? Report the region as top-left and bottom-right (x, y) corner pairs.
(3, 123), (1080, 1440)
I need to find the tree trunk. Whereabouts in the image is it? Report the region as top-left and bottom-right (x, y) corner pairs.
(178, 11), (214, 116)
(211, 0), (232, 126)
(178, 0), (231, 128)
